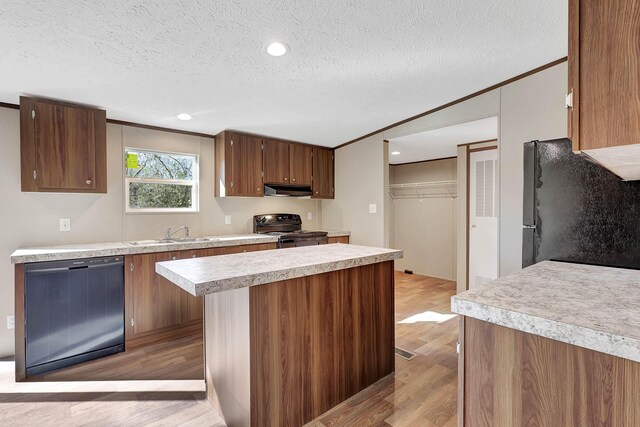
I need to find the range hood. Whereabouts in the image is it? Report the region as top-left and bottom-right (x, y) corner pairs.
(264, 184), (313, 197)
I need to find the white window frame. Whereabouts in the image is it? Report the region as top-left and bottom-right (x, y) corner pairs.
(124, 147), (199, 214)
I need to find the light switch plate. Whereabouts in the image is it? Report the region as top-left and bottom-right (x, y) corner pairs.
(7, 314), (14, 330)
(59, 218), (71, 232)
(368, 204), (377, 214)
(225, 215), (232, 225)
(307, 212), (313, 220)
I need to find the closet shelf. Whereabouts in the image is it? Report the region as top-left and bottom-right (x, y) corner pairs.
(389, 180), (457, 199)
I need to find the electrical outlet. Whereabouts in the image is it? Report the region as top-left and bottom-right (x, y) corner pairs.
(368, 204), (377, 214)
(7, 314), (14, 330)
(59, 218), (71, 232)
(307, 212), (313, 220)
(225, 215), (232, 225)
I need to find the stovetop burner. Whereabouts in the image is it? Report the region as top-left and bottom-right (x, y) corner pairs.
(253, 214), (328, 248)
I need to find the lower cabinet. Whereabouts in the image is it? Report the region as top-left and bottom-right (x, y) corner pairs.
(328, 236), (350, 244)
(124, 243), (276, 343)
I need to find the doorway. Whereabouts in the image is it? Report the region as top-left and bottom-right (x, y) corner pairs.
(467, 146), (499, 289)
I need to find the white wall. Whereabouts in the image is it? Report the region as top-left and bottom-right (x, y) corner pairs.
(321, 134), (387, 247)
(499, 63), (568, 276)
(391, 159), (457, 280)
(0, 108), (321, 357)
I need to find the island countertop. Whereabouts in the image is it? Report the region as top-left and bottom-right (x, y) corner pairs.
(452, 260), (640, 363)
(156, 243), (403, 296)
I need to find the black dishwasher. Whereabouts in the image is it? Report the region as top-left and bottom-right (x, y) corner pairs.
(25, 256), (125, 376)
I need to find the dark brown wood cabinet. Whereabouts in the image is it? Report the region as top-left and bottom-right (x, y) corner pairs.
(263, 139), (290, 184)
(327, 236), (349, 244)
(216, 130), (334, 198)
(123, 243), (276, 343)
(568, 0), (640, 179)
(20, 96), (106, 193)
(263, 139), (313, 186)
(312, 147), (334, 198)
(289, 143), (313, 186)
(215, 131), (264, 197)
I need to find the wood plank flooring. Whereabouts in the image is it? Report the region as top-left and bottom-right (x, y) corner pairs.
(306, 272), (458, 427)
(0, 271), (457, 426)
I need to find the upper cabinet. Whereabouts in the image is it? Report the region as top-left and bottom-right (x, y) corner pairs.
(216, 131), (334, 198)
(20, 97), (107, 193)
(289, 143), (313, 186)
(568, 0), (640, 180)
(263, 139), (313, 186)
(312, 147), (334, 199)
(215, 131), (264, 197)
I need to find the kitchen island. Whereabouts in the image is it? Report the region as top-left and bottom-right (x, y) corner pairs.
(452, 261), (640, 426)
(156, 243), (402, 427)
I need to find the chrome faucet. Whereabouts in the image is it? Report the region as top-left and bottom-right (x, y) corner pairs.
(165, 225), (190, 240)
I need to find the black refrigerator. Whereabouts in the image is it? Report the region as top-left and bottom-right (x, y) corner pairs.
(522, 138), (640, 269)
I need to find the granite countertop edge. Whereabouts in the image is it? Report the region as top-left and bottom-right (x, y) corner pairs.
(10, 235), (279, 264)
(452, 293), (640, 363)
(156, 247), (403, 297)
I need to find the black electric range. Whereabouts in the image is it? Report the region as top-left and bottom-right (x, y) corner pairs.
(253, 214), (328, 248)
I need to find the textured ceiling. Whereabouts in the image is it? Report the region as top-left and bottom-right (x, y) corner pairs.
(0, 1), (567, 147)
(389, 116), (498, 164)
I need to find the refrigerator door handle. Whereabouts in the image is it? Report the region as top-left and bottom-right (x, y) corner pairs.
(523, 225), (536, 229)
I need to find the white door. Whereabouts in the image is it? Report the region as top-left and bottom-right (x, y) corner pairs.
(469, 148), (498, 289)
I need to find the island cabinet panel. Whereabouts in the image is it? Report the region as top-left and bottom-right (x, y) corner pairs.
(312, 147), (334, 199)
(20, 96), (106, 193)
(249, 261), (395, 427)
(463, 317), (640, 426)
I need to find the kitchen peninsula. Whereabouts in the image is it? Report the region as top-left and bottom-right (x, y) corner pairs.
(452, 261), (640, 426)
(156, 243), (403, 427)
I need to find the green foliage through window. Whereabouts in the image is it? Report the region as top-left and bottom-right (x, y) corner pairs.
(125, 149), (198, 211)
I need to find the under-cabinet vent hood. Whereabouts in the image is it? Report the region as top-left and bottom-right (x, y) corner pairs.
(264, 184), (313, 197)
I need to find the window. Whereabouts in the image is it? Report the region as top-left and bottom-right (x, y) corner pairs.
(125, 148), (198, 213)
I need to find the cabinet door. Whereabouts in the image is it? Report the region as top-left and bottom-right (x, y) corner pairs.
(34, 101), (97, 191)
(263, 139), (290, 184)
(289, 144), (313, 186)
(131, 252), (183, 335)
(569, 0), (640, 151)
(229, 133), (263, 196)
(312, 148), (334, 199)
(179, 250), (206, 323)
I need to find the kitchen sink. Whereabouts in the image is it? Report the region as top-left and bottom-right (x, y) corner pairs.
(123, 239), (173, 246)
(124, 237), (219, 246)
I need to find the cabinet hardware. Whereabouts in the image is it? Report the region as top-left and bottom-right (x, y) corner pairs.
(315, 190), (319, 194)
(284, 177), (288, 180)
(231, 181), (234, 188)
(131, 318), (135, 327)
(85, 179), (92, 185)
(257, 187), (261, 192)
(31, 109), (35, 119)
(566, 91), (573, 109)
(230, 140), (233, 146)
(130, 263), (134, 272)
(172, 256), (177, 260)
(33, 170), (37, 180)
(192, 254), (196, 258)
(292, 178), (296, 182)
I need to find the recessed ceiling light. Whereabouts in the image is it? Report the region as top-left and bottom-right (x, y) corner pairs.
(177, 113), (192, 121)
(391, 151), (401, 155)
(267, 42), (289, 57)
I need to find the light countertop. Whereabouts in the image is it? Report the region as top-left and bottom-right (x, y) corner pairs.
(10, 234), (278, 264)
(452, 260), (640, 363)
(156, 243), (402, 296)
(10, 230), (352, 264)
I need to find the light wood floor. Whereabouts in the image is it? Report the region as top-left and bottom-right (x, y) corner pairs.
(307, 272), (459, 427)
(0, 271), (457, 426)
